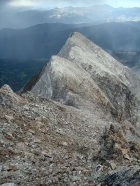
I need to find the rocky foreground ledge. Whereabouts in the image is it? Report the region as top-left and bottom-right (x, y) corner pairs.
(0, 33), (140, 185)
(0, 84), (140, 186)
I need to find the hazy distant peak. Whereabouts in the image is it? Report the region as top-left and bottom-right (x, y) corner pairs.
(91, 4), (113, 8)
(1, 5), (140, 29)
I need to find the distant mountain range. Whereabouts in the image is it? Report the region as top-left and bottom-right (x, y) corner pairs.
(1, 5), (140, 29)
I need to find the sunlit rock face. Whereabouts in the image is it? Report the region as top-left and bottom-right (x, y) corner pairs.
(22, 32), (140, 126)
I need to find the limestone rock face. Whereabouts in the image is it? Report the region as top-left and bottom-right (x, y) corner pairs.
(23, 55), (111, 107)
(58, 32), (140, 123)
(22, 32), (140, 125)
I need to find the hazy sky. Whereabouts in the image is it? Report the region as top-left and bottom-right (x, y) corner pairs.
(1, 0), (140, 9)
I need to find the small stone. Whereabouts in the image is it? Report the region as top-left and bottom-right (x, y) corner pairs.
(124, 154), (133, 161)
(35, 117), (42, 121)
(0, 183), (15, 186)
(41, 151), (52, 158)
(5, 133), (13, 140)
(28, 129), (35, 134)
(96, 164), (103, 172)
(114, 143), (121, 149)
(16, 142), (25, 149)
(33, 139), (41, 143)
(121, 148), (128, 155)
(7, 165), (18, 171)
(110, 163), (117, 170)
(5, 115), (14, 122)
(74, 167), (84, 171)
(23, 105), (29, 110)
(56, 129), (65, 135)
(70, 176), (81, 182)
(62, 142), (68, 146)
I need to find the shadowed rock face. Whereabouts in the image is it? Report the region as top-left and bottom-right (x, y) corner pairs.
(22, 32), (140, 125)
(102, 168), (140, 186)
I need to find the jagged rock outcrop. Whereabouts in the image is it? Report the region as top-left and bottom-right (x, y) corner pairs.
(0, 85), (26, 106)
(1, 33), (140, 185)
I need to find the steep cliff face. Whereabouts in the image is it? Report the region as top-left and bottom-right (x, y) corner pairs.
(58, 32), (140, 123)
(22, 55), (111, 108)
(22, 32), (140, 126)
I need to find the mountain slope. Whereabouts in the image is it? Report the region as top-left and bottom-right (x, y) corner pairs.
(22, 32), (140, 126)
(0, 59), (48, 91)
(1, 5), (140, 29)
(0, 22), (140, 60)
(0, 22), (88, 38)
(1, 33), (140, 185)
(1, 22), (140, 91)
(0, 23), (86, 59)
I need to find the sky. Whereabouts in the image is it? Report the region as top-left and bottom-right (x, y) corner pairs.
(1, 0), (140, 9)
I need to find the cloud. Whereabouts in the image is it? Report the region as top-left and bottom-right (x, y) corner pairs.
(0, 0), (9, 7)
(1, 0), (140, 8)
(8, 0), (36, 7)
(7, 0), (107, 8)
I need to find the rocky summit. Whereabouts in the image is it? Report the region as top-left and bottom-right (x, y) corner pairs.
(0, 33), (140, 186)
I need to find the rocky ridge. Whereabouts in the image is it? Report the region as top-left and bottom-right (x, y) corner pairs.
(23, 32), (140, 127)
(0, 33), (140, 185)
